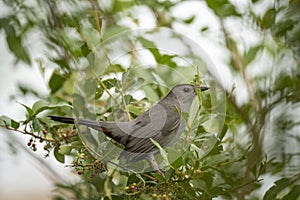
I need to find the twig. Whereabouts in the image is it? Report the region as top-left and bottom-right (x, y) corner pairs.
(3, 129), (68, 184)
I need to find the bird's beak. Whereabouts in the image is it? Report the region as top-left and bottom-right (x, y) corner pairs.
(200, 86), (210, 91)
(193, 86), (210, 92)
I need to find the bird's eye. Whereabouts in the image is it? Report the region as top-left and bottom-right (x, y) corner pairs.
(184, 87), (190, 92)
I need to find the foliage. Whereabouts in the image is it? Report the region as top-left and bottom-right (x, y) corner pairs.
(1, 0), (300, 199)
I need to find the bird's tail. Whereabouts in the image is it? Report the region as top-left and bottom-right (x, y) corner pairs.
(49, 116), (75, 124)
(49, 116), (102, 130)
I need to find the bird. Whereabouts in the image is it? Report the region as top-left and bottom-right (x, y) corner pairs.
(50, 84), (209, 175)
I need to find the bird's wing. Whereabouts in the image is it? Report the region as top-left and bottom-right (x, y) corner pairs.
(131, 104), (168, 138)
(96, 121), (133, 145)
(119, 133), (162, 161)
(122, 103), (182, 157)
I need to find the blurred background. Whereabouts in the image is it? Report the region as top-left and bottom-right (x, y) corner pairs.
(1, 0), (300, 199)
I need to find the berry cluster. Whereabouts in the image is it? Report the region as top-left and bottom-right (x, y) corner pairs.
(27, 138), (37, 151)
(125, 182), (137, 193)
(151, 193), (173, 199)
(125, 182), (174, 199)
(68, 159), (106, 178)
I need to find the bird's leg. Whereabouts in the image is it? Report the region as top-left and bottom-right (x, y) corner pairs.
(146, 154), (165, 177)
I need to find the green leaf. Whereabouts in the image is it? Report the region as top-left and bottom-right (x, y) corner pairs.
(138, 37), (161, 61)
(84, 77), (98, 97)
(80, 42), (90, 57)
(261, 8), (276, 30)
(167, 148), (183, 169)
(11, 119), (20, 129)
(18, 84), (39, 97)
(190, 179), (207, 190)
(3, 23), (31, 64)
(263, 178), (290, 200)
(243, 45), (261, 66)
(0, 115), (19, 129)
(190, 143), (202, 159)
(32, 100), (49, 115)
(183, 15), (195, 24)
(59, 145), (73, 155)
(151, 172), (166, 182)
(121, 70), (140, 91)
(52, 58), (70, 71)
(72, 93), (86, 115)
(0, 18), (9, 30)
(274, 74), (294, 91)
(127, 174), (142, 185)
(95, 86), (104, 100)
(32, 100), (72, 117)
(105, 64), (126, 74)
(157, 54), (177, 68)
(113, 0), (135, 12)
(102, 26), (130, 41)
(174, 106), (189, 123)
(150, 138), (169, 165)
(202, 171), (214, 188)
(218, 124), (228, 141)
(71, 141), (83, 148)
(206, 0), (241, 17)
(103, 78), (119, 89)
(138, 37), (178, 68)
(54, 146), (65, 163)
(127, 104), (144, 116)
(104, 178), (112, 199)
(80, 24), (101, 48)
(32, 118), (43, 131)
(200, 26), (209, 32)
(200, 135), (219, 158)
(35, 58), (45, 77)
(18, 102), (34, 118)
(49, 70), (67, 94)
(282, 185), (300, 200)
(60, 31), (83, 57)
(275, 19), (295, 37)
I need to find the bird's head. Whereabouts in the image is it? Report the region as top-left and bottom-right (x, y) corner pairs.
(168, 84), (209, 111)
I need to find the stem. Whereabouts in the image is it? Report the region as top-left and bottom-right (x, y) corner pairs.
(3, 129), (68, 184)
(220, 19), (261, 112)
(1, 125), (55, 143)
(115, 86), (132, 120)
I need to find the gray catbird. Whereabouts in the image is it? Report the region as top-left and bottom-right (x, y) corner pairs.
(50, 84), (209, 174)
